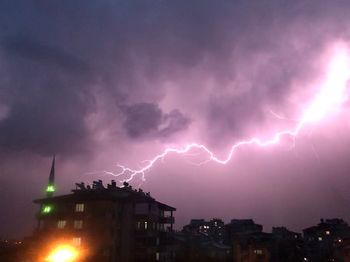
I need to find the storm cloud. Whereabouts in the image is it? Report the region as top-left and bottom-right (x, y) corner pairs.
(1, 0), (350, 237)
(1, 0), (349, 154)
(122, 103), (190, 139)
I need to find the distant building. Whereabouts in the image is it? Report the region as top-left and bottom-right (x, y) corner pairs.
(334, 238), (350, 262)
(271, 227), (304, 262)
(272, 227), (302, 241)
(176, 218), (230, 261)
(30, 158), (176, 262)
(224, 219), (264, 246)
(182, 218), (225, 241)
(224, 219), (271, 262)
(303, 218), (350, 262)
(0, 239), (24, 262)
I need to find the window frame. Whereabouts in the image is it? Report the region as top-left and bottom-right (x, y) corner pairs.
(75, 203), (85, 212)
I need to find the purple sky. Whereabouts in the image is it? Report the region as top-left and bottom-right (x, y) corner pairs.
(1, 0), (350, 238)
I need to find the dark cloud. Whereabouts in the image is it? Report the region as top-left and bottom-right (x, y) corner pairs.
(0, 0), (349, 153)
(158, 109), (191, 137)
(122, 103), (162, 138)
(0, 93), (92, 155)
(0, 36), (95, 155)
(2, 37), (90, 73)
(122, 103), (190, 139)
(1, 0), (348, 157)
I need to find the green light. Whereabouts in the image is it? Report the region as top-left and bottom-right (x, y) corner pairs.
(46, 185), (55, 193)
(42, 205), (52, 214)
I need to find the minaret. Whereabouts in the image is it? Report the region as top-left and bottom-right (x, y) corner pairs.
(46, 155), (56, 198)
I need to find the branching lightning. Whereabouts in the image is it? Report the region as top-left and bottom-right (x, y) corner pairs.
(112, 43), (350, 183)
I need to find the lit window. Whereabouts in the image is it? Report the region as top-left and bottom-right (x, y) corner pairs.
(75, 203), (84, 212)
(326, 230), (330, 235)
(254, 249), (263, 255)
(318, 237), (323, 241)
(338, 239), (342, 243)
(74, 220), (83, 229)
(42, 205), (52, 214)
(72, 237), (81, 246)
(145, 222), (148, 230)
(57, 220), (66, 229)
(156, 252), (160, 261)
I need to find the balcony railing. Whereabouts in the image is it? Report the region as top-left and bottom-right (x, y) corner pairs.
(159, 216), (174, 224)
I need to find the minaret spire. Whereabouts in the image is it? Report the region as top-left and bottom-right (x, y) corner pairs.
(46, 155), (56, 197)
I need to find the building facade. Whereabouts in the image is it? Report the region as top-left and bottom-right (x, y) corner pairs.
(303, 218), (350, 261)
(224, 219), (271, 262)
(32, 180), (175, 262)
(182, 218), (225, 241)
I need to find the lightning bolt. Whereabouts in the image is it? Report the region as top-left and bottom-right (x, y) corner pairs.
(112, 43), (350, 183)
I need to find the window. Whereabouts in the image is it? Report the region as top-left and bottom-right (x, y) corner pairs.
(318, 237), (323, 241)
(325, 230), (331, 235)
(42, 205), (52, 214)
(254, 249), (263, 255)
(72, 237), (81, 246)
(57, 220), (66, 229)
(136, 221), (148, 230)
(159, 224), (165, 231)
(74, 220), (83, 229)
(156, 252), (160, 261)
(75, 203), (84, 212)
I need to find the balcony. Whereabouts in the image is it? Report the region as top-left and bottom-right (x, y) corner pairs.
(159, 216), (174, 224)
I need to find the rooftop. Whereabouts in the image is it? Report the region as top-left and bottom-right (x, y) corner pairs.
(34, 180), (176, 211)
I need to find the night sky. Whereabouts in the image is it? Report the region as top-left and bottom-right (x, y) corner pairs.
(1, 0), (350, 238)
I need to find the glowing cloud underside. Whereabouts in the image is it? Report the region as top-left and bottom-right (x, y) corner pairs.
(113, 43), (350, 183)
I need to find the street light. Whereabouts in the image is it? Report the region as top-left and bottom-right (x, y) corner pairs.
(45, 245), (78, 262)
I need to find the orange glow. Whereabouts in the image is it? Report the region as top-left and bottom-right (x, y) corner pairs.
(45, 245), (79, 262)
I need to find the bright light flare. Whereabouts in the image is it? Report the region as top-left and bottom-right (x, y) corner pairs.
(45, 245), (78, 262)
(302, 45), (350, 123)
(113, 42), (350, 183)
